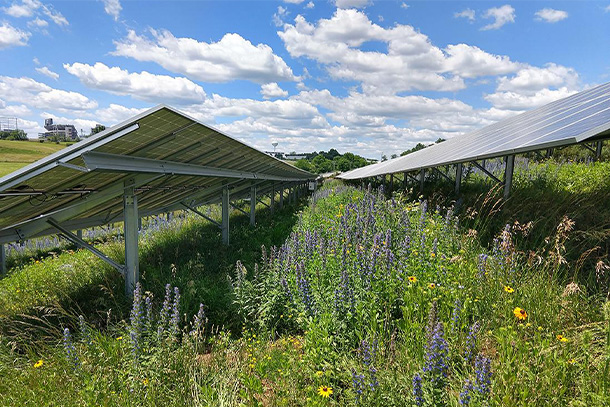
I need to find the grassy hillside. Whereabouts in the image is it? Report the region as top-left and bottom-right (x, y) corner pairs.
(1, 182), (609, 406)
(0, 140), (70, 177)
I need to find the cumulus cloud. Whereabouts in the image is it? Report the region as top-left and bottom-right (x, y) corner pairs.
(534, 8), (568, 23)
(282, 0), (305, 3)
(35, 66), (59, 80)
(484, 87), (576, 110)
(0, 75), (97, 111)
(112, 29), (297, 84)
(93, 103), (149, 125)
(306, 2), (315, 9)
(27, 17), (48, 28)
(454, 8), (475, 22)
(481, 5), (515, 30)
(101, 0), (121, 21)
(64, 62), (207, 105)
(273, 6), (288, 27)
(278, 10), (521, 94)
(261, 83), (289, 99)
(0, 23), (30, 49)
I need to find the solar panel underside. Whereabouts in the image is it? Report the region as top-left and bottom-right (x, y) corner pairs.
(339, 82), (610, 180)
(0, 106), (311, 241)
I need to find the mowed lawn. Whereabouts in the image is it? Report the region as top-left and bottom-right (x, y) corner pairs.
(0, 140), (70, 177)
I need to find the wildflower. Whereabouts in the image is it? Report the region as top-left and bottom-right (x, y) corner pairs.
(412, 373), (424, 406)
(474, 353), (492, 396)
(568, 358), (576, 364)
(142, 378), (149, 386)
(351, 369), (365, 402)
(513, 307), (527, 320)
(116, 336), (123, 340)
(459, 379), (473, 406)
(428, 283), (436, 289)
(316, 370), (324, 377)
(408, 276), (418, 283)
(451, 298), (462, 333)
(557, 335), (569, 343)
(424, 322), (448, 387)
(34, 359), (43, 368)
(190, 303), (206, 337)
(63, 328), (79, 369)
(78, 315), (91, 345)
(317, 385), (333, 398)
(129, 282), (144, 358)
(504, 286), (514, 293)
(170, 286), (181, 340)
(464, 322), (480, 363)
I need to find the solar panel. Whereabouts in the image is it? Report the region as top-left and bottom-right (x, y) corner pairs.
(0, 105), (312, 244)
(339, 82), (610, 180)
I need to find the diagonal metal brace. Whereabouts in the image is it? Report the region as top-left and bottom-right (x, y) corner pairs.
(46, 218), (125, 275)
(230, 202), (248, 216)
(471, 161), (502, 184)
(432, 167), (453, 183)
(257, 197), (270, 207)
(180, 203), (222, 229)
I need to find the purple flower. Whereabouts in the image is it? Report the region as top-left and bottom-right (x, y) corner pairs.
(424, 322), (448, 387)
(412, 373), (423, 406)
(475, 353), (492, 396)
(129, 282), (144, 358)
(63, 327), (79, 369)
(459, 379), (474, 405)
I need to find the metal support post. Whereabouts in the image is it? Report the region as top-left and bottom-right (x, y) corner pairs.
(504, 155), (515, 199)
(76, 230), (83, 240)
(279, 184), (284, 208)
(222, 186), (230, 245)
(596, 141), (603, 161)
(1, 244), (6, 275)
(389, 174), (394, 192)
(270, 182), (275, 214)
(123, 182), (139, 296)
(420, 169), (425, 193)
(250, 184), (256, 226)
(403, 172), (408, 189)
(455, 163), (463, 194)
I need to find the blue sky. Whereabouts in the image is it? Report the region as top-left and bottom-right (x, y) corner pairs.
(1, 0), (609, 158)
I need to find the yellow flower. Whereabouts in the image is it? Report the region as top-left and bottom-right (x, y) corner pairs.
(408, 276), (417, 283)
(513, 307), (527, 320)
(34, 359), (43, 368)
(316, 371), (324, 377)
(142, 378), (149, 386)
(428, 283), (436, 289)
(504, 286), (514, 293)
(318, 386), (333, 398)
(557, 335), (569, 343)
(568, 358), (576, 364)
(430, 252), (436, 258)
(249, 363), (255, 369)
(116, 336), (123, 340)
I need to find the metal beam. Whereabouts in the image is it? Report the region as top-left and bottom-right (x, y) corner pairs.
(82, 151), (308, 182)
(420, 169), (425, 193)
(455, 163), (463, 194)
(432, 167), (453, 183)
(504, 155), (515, 199)
(123, 182), (139, 295)
(180, 203), (221, 229)
(46, 218), (125, 275)
(279, 184), (284, 208)
(403, 172), (408, 189)
(596, 141), (603, 161)
(222, 186), (229, 245)
(230, 202), (248, 216)
(250, 184), (256, 226)
(0, 244), (5, 275)
(472, 161), (502, 184)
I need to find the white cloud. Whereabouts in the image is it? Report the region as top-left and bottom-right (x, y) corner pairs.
(0, 23), (30, 49)
(306, 2), (315, 9)
(445, 44), (521, 78)
(0, 75), (97, 111)
(279, 10), (521, 94)
(454, 8), (475, 22)
(64, 62), (207, 105)
(496, 63), (578, 93)
(606, 5), (610, 12)
(112, 29), (297, 84)
(484, 87), (576, 110)
(282, 0), (305, 3)
(534, 8), (568, 23)
(32, 57), (39, 65)
(4, 0), (68, 26)
(401, 3), (409, 9)
(27, 17), (48, 28)
(481, 5), (515, 30)
(273, 6), (288, 27)
(93, 104), (149, 125)
(101, 0), (121, 21)
(0, 99), (31, 117)
(35, 66), (59, 80)
(40, 112), (98, 135)
(335, 0), (370, 9)
(261, 83), (289, 99)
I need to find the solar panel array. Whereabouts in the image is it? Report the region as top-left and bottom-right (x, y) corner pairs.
(339, 82), (610, 180)
(0, 105), (312, 244)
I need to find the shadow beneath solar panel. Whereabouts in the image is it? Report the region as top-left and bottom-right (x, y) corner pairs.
(0, 198), (307, 343)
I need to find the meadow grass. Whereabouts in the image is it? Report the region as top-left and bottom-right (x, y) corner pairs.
(0, 181), (609, 406)
(0, 139), (69, 177)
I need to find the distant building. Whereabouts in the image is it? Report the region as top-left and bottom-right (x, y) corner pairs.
(284, 153), (308, 160)
(38, 118), (79, 142)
